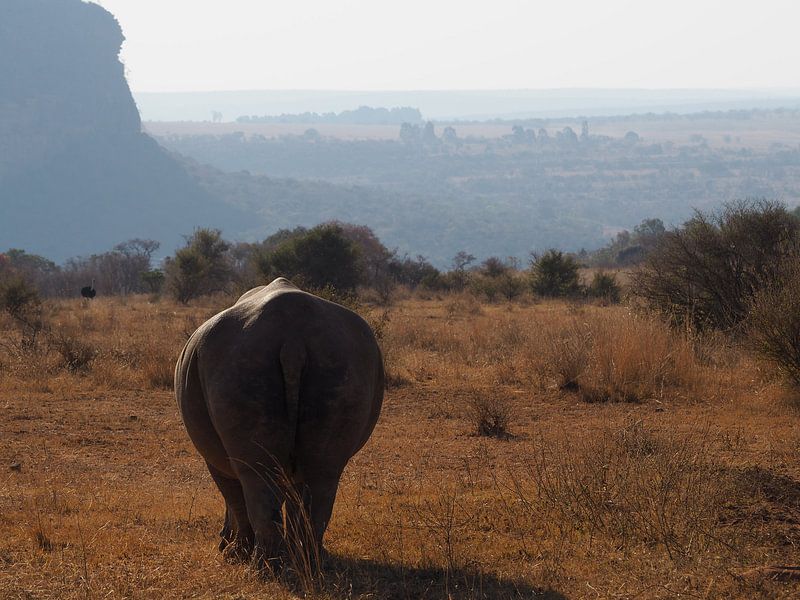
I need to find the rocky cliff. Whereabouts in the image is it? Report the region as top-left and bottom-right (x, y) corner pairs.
(0, 0), (246, 261)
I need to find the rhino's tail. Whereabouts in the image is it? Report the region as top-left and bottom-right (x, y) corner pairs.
(280, 338), (306, 450)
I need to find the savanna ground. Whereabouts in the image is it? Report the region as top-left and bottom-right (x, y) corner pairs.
(1, 289), (799, 599)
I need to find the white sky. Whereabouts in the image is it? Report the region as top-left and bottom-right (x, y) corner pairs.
(94, 0), (800, 93)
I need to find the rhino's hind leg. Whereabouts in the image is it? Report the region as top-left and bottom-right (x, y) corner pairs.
(207, 463), (254, 561)
(236, 468), (287, 574)
(301, 472), (342, 558)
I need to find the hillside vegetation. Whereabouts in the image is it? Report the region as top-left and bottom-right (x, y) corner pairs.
(156, 109), (800, 265)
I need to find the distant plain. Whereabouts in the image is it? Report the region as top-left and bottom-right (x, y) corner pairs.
(145, 111), (800, 149)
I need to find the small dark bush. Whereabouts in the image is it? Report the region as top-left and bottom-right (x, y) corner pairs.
(471, 272), (525, 302)
(0, 276), (45, 351)
(469, 395), (512, 439)
(165, 228), (233, 304)
(530, 250), (582, 298)
(53, 333), (95, 373)
(257, 224), (363, 292)
(587, 271), (621, 303)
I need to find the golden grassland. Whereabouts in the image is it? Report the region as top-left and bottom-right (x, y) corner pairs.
(1, 291), (799, 599)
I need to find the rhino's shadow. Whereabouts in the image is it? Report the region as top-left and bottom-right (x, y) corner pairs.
(316, 554), (569, 600)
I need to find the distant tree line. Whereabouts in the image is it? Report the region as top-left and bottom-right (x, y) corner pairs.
(1, 220), (625, 307)
(237, 106), (423, 125)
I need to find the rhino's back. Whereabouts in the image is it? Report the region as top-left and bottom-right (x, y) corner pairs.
(184, 278), (383, 468)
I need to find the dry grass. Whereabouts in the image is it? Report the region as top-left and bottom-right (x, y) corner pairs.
(1, 293), (799, 598)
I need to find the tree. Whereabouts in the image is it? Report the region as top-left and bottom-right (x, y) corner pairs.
(165, 228), (232, 303)
(530, 250), (582, 297)
(624, 131), (640, 144)
(746, 259), (800, 385)
(633, 218), (665, 239)
(450, 251), (476, 290)
(442, 126), (458, 144)
(581, 120), (590, 141)
(481, 256), (509, 278)
(399, 122), (420, 144)
(257, 224), (363, 292)
(387, 254), (441, 289)
(558, 127), (579, 146)
(141, 270), (165, 293)
(452, 251), (475, 272)
(422, 121), (437, 144)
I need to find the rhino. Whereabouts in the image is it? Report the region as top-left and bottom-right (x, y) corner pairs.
(174, 278), (384, 568)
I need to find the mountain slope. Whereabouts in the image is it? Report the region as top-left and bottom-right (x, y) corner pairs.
(0, 0), (249, 260)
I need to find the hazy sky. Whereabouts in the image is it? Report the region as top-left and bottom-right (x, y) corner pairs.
(94, 0), (800, 93)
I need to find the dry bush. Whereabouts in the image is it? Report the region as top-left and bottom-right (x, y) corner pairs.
(51, 330), (96, 373)
(444, 293), (483, 318)
(745, 262), (800, 386)
(467, 394), (512, 439)
(511, 421), (741, 564)
(632, 200), (800, 330)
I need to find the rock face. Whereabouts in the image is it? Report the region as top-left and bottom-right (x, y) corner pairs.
(0, 0), (245, 261)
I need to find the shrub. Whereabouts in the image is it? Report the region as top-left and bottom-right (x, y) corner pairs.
(578, 313), (699, 403)
(0, 276), (45, 352)
(52, 332), (95, 373)
(140, 269), (165, 294)
(587, 271), (621, 303)
(165, 229), (233, 304)
(468, 394), (512, 438)
(631, 200), (800, 330)
(530, 250), (582, 298)
(517, 423), (734, 560)
(537, 312), (699, 402)
(257, 224), (363, 292)
(0, 276), (40, 319)
(472, 271), (526, 302)
(745, 260), (800, 386)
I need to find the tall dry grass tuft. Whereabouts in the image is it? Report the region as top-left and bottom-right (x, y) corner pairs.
(139, 343), (179, 390)
(539, 319), (592, 390)
(533, 310), (702, 402)
(578, 311), (701, 402)
(274, 470), (324, 594)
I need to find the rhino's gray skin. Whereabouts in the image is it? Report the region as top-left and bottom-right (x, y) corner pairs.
(175, 278), (383, 566)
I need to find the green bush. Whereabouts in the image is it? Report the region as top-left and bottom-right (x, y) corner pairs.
(530, 250), (582, 298)
(471, 272), (525, 302)
(587, 271), (621, 303)
(165, 228), (233, 304)
(256, 224), (362, 292)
